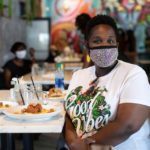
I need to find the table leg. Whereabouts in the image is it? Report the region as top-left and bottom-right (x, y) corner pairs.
(1, 133), (15, 150)
(22, 133), (33, 150)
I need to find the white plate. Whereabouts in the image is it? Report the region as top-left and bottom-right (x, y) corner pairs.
(3, 104), (61, 121)
(47, 95), (65, 101)
(0, 101), (18, 113)
(47, 90), (67, 102)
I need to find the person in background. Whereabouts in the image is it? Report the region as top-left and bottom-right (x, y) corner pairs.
(64, 15), (150, 150)
(126, 29), (136, 52)
(3, 42), (35, 89)
(1, 42), (35, 150)
(75, 13), (93, 68)
(46, 45), (62, 63)
(145, 25), (150, 52)
(125, 29), (137, 63)
(117, 28), (132, 63)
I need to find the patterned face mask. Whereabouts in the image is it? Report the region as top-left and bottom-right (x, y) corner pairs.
(89, 46), (118, 68)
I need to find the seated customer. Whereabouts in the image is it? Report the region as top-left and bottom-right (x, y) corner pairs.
(64, 15), (150, 150)
(46, 45), (61, 63)
(75, 13), (93, 68)
(1, 42), (35, 150)
(3, 42), (35, 89)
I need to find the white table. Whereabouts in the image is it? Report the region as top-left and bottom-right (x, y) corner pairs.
(0, 90), (65, 133)
(0, 113), (65, 134)
(22, 62), (82, 85)
(22, 70), (73, 85)
(0, 90), (65, 150)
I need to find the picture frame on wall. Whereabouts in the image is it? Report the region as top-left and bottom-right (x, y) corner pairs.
(26, 18), (51, 60)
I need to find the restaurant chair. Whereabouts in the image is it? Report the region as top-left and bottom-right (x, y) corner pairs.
(137, 52), (150, 75)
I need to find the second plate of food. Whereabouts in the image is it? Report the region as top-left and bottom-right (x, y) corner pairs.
(47, 88), (66, 101)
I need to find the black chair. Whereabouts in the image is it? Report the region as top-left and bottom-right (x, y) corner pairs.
(138, 52), (150, 60)
(0, 72), (5, 89)
(137, 52), (150, 75)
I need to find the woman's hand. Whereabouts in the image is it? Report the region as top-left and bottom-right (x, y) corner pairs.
(29, 48), (35, 63)
(64, 114), (90, 150)
(69, 137), (90, 150)
(29, 48), (35, 57)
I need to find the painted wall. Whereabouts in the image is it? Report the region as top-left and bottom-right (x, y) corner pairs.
(42, 0), (150, 53)
(0, 0), (150, 68)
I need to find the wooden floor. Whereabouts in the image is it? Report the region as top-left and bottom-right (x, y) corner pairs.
(15, 133), (65, 150)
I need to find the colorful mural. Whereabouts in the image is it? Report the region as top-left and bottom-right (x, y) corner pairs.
(42, 0), (150, 52)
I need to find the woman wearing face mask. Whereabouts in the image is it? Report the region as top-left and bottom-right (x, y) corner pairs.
(3, 42), (35, 89)
(64, 15), (150, 150)
(2, 42), (35, 150)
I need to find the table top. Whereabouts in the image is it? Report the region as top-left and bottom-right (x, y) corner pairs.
(0, 90), (65, 134)
(22, 62), (83, 85)
(0, 113), (65, 133)
(47, 62), (83, 69)
(22, 70), (73, 85)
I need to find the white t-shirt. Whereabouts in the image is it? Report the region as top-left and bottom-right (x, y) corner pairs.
(65, 60), (150, 150)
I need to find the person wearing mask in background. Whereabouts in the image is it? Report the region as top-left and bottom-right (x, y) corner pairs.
(64, 15), (150, 150)
(3, 42), (35, 89)
(75, 13), (93, 68)
(1, 42), (35, 150)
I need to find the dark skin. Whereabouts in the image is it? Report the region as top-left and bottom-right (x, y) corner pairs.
(65, 114), (90, 150)
(65, 24), (150, 150)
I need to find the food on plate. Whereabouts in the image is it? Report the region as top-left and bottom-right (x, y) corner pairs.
(19, 103), (55, 114)
(22, 103), (42, 113)
(0, 102), (10, 108)
(48, 88), (64, 97)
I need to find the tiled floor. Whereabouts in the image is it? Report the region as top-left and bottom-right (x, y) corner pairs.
(15, 133), (65, 150)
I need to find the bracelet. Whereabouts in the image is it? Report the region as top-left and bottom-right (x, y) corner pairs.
(85, 138), (114, 150)
(84, 137), (96, 145)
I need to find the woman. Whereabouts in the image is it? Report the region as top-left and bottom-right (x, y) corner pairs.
(64, 15), (150, 150)
(3, 42), (35, 89)
(2, 42), (35, 150)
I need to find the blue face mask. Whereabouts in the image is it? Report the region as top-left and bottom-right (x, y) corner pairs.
(89, 45), (118, 68)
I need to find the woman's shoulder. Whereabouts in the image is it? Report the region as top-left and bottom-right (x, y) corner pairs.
(119, 60), (143, 69)
(73, 65), (95, 76)
(118, 60), (146, 76)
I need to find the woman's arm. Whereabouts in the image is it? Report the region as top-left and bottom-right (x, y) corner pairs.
(86, 103), (150, 146)
(3, 69), (12, 89)
(64, 114), (77, 145)
(65, 114), (90, 150)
